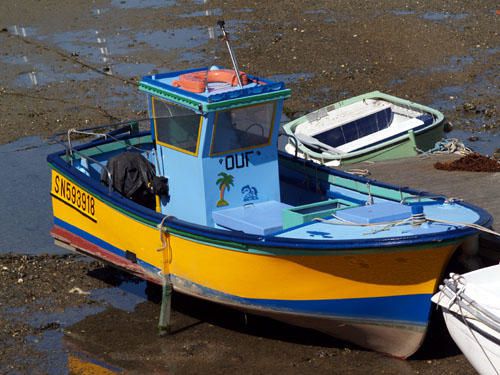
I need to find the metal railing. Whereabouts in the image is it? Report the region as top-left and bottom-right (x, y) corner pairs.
(278, 131), (299, 158)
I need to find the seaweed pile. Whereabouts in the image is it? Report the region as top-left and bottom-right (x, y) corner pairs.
(434, 153), (500, 172)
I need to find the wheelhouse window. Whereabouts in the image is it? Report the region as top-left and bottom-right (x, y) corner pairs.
(210, 102), (275, 155)
(152, 98), (202, 155)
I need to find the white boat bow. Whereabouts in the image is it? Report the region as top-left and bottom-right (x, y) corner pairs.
(432, 265), (500, 375)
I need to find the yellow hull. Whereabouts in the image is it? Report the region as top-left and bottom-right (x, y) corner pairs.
(51, 170), (456, 300)
(50, 169), (460, 357)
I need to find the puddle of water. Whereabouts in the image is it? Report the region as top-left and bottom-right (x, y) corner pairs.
(40, 29), (132, 64)
(0, 54), (29, 65)
(92, 7), (110, 16)
(1, 53), (98, 88)
(28, 330), (68, 374)
(421, 12), (468, 21)
(235, 8), (254, 13)
(180, 8), (222, 18)
(268, 72), (314, 83)
(388, 78), (406, 86)
(66, 344), (123, 374)
(429, 55), (474, 73)
(90, 278), (149, 312)
(134, 27), (210, 51)
(9, 25), (37, 37)
(112, 62), (156, 77)
(304, 9), (327, 15)
(110, 0), (175, 9)
(429, 60), (498, 132)
(179, 49), (208, 63)
(28, 305), (106, 331)
(8, 14), (249, 89)
(16, 23), (220, 87)
(0, 137), (66, 254)
(430, 85), (464, 112)
(305, 86), (336, 107)
(9, 273), (149, 374)
(391, 10), (415, 16)
(3, 306), (28, 314)
(100, 83), (142, 110)
(486, 45), (500, 53)
(3, 26), (100, 88)
(0, 271), (151, 374)
(45, 26), (215, 60)
(448, 129), (500, 156)
(410, 54), (476, 79)
(15, 69), (98, 87)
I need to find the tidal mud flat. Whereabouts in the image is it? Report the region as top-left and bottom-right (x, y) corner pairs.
(0, 0), (498, 373)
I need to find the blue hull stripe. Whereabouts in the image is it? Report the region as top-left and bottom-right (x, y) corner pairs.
(54, 217), (161, 274)
(170, 277), (431, 326)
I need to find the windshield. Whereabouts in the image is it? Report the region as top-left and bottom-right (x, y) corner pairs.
(152, 97), (202, 155)
(210, 102), (275, 155)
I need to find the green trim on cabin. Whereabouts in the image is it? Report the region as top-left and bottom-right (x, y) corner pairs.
(139, 82), (291, 113)
(202, 89), (291, 112)
(139, 83), (201, 111)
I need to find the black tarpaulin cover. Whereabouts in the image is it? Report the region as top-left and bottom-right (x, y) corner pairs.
(101, 151), (156, 208)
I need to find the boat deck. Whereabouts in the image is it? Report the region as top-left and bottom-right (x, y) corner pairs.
(342, 154), (500, 259)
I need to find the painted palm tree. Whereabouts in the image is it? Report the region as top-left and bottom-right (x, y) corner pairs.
(216, 172), (234, 207)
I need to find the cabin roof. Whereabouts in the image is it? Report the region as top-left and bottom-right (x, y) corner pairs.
(139, 67), (291, 113)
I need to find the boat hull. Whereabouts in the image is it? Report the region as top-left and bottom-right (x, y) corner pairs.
(49, 169), (461, 358)
(442, 310), (500, 374)
(432, 265), (500, 373)
(283, 91), (445, 165)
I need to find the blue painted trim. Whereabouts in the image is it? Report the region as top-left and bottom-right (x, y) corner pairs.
(47, 132), (493, 251)
(172, 275), (429, 325)
(54, 217), (161, 275)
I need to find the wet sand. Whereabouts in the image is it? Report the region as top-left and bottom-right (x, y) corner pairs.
(0, 0), (499, 373)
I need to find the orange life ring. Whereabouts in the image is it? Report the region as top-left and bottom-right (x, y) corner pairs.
(173, 69), (249, 93)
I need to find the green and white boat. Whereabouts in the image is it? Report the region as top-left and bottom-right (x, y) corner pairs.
(282, 91), (445, 166)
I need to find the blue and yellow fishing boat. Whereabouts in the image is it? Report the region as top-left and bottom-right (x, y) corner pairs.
(47, 65), (492, 358)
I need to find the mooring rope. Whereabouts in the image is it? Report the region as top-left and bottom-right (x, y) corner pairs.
(418, 138), (473, 156)
(157, 215), (173, 264)
(427, 218), (500, 237)
(315, 214), (500, 237)
(345, 169), (371, 177)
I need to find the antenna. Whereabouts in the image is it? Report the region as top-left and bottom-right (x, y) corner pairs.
(217, 20), (243, 88)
